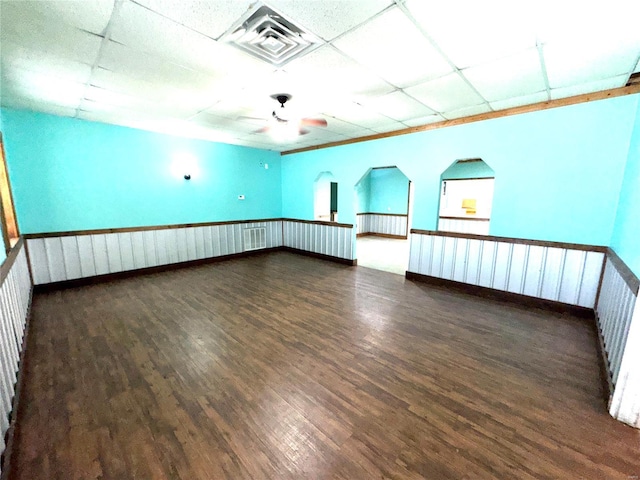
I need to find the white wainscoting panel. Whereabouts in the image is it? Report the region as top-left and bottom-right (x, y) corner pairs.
(26, 221), (283, 285)
(283, 221), (354, 260)
(609, 299), (640, 428)
(596, 257), (638, 386)
(408, 232), (604, 308)
(357, 214), (408, 237)
(0, 241), (32, 467)
(438, 217), (490, 235)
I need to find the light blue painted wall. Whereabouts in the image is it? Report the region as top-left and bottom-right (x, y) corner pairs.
(368, 168), (409, 214)
(355, 170), (370, 214)
(611, 99), (640, 277)
(282, 94), (639, 246)
(2, 109), (282, 233)
(441, 159), (495, 179)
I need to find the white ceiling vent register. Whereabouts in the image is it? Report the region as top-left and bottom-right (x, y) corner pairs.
(220, 3), (322, 67)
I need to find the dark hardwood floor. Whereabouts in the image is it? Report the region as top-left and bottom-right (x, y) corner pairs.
(10, 251), (640, 479)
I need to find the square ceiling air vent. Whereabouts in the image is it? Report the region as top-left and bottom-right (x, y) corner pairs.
(220, 3), (322, 67)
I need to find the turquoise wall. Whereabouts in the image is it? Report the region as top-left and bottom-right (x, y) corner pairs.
(282, 94), (639, 246)
(611, 99), (640, 277)
(2, 109), (282, 233)
(441, 159), (495, 179)
(368, 168), (410, 214)
(355, 170), (370, 214)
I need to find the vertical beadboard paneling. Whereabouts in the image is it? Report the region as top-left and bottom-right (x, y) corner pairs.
(118, 232), (135, 272)
(44, 237), (66, 282)
(26, 220), (346, 285)
(358, 214), (407, 237)
(408, 231), (606, 309)
(282, 220), (353, 260)
(92, 234), (110, 275)
(596, 257), (638, 387)
(105, 234), (123, 273)
(0, 241), (34, 471)
(26, 239), (50, 285)
(61, 236), (82, 280)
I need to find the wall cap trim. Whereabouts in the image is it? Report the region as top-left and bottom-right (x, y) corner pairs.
(438, 216), (490, 222)
(410, 229), (607, 252)
(24, 218), (355, 239)
(0, 236), (24, 285)
(357, 212), (408, 217)
(607, 248), (640, 295)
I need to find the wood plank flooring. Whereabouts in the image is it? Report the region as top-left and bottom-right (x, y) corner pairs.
(10, 251), (640, 479)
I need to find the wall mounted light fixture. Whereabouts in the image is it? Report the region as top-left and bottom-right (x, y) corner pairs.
(171, 153), (199, 181)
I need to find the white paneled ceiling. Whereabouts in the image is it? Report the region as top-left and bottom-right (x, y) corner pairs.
(1, 0), (639, 152)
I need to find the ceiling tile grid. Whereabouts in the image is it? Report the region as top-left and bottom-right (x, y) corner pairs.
(0, 0), (639, 152)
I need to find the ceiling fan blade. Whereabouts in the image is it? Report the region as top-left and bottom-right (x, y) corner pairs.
(300, 117), (327, 127)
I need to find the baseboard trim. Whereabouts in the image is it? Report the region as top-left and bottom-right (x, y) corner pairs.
(594, 313), (614, 407)
(281, 246), (357, 266)
(1, 288), (33, 480)
(33, 248), (282, 292)
(357, 232), (407, 239)
(405, 271), (594, 319)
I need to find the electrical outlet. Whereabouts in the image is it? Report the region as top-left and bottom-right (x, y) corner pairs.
(238, 195), (245, 200)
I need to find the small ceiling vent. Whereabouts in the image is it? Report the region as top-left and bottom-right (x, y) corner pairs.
(220, 3), (322, 67)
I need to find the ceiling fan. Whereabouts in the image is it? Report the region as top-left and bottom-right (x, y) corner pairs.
(251, 94), (328, 137)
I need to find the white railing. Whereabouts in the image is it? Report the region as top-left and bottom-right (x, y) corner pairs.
(0, 239), (32, 473)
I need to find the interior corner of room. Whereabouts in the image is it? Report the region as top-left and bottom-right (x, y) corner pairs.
(1, 1), (640, 478)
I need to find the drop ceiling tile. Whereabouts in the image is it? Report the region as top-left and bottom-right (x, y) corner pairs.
(404, 0), (536, 68)
(1, 42), (93, 84)
(0, 96), (78, 118)
(321, 116), (367, 135)
(360, 91), (434, 121)
(462, 48), (546, 102)
(489, 91), (549, 111)
(441, 104), (492, 120)
(405, 73), (485, 112)
(90, 68), (214, 111)
(110, 2), (272, 80)
(333, 7), (452, 88)
(99, 41), (223, 93)
(1, 67), (86, 109)
(533, 1), (640, 46)
(284, 46), (394, 97)
(0, 2), (102, 64)
(192, 112), (262, 134)
(7, 0), (114, 35)
(267, 0), (393, 41)
(323, 102), (395, 129)
(133, 0), (256, 39)
(550, 75), (629, 100)
(82, 86), (201, 119)
(544, 40), (640, 88)
(368, 121), (408, 134)
(402, 114), (446, 127)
